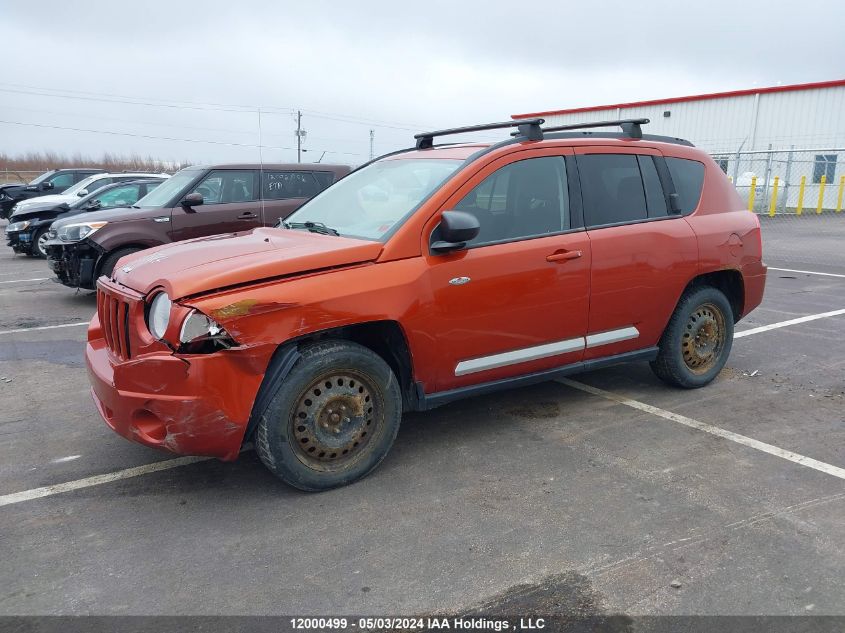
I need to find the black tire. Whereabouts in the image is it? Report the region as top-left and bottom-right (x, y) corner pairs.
(98, 247), (143, 280)
(27, 227), (50, 258)
(650, 286), (734, 389)
(256, 340), (402, 491)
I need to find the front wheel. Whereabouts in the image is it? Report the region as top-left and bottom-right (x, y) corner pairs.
(650, 286), (734, 389)
(255, 340), (402, 491)
(27, 228), (50, 258)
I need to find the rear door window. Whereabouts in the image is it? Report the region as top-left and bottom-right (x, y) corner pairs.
(578, 154), (647, 226)
(262, 171), (322, 200)
(666, 157), (705, 213)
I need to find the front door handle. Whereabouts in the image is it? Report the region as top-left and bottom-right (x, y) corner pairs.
(238, 211), (258, 220)
(546, 250), (583, 262)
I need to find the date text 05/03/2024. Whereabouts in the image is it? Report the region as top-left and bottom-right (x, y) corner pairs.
(290, 617), (547, 630)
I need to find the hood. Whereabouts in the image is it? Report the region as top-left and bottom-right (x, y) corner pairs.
(50, 205), (151, 229)
(10, 200), (71, 221)
(112, 227), (384, 299)
(14, 193), (76, 211)
(1, 183), (26, 196)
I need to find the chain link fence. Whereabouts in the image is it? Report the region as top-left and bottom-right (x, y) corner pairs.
(711, 147), (844, 269)
(1, 170), (42, 185)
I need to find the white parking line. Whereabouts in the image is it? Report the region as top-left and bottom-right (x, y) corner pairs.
(559, 378), (845, 481)
(769, 267), (845, 279)
(0, 277), (49, 284)
(0, 456), (213, 507)
(0, 321), (89, 335)
(734, 308), (845, 338)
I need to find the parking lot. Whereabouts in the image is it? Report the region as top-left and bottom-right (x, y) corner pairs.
(0, 216), (843, 619)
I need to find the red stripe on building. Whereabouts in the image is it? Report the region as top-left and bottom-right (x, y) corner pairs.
(511, 78), (845, 119)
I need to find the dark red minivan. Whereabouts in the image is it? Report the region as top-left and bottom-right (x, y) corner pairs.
(44, 163), (350, 288)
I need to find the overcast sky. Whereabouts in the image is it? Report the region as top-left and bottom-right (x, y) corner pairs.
(2, 0), (844, 167)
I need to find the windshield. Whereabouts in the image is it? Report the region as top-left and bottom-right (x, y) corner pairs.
(134, 168), (201, 208)
(284, 158), (463, 241)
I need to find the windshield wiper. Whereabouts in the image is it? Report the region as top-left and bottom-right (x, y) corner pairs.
(283, 220), (340, 236)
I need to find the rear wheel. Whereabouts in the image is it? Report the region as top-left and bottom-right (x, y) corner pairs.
(650, 286), (734, 388)
(256, 340), (402, 491)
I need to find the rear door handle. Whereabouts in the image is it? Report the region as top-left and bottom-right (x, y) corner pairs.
(238, 211), (258, 220)
(546, 250), (583, 262)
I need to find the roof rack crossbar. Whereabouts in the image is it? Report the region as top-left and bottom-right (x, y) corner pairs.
(538, 117), (650, 139)
(414, 118), (545, 149)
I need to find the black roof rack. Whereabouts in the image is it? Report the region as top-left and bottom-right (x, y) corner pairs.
(414, 118), (544, 149)
(510, 117), (650, 139)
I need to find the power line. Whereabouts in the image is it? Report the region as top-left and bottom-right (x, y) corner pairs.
(0, 83), (440, 131)
(0, 87), (256, 114)
(0, 119), (365, 156)
(0, 103), (255, 136)
(0, 82), (264, 112)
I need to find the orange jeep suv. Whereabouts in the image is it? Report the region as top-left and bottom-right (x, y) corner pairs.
(86, 118), (766, 491)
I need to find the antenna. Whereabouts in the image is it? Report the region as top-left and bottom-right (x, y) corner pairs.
(257, 106), (265, 218)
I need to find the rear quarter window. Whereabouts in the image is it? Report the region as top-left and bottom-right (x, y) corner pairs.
(313, 171), (335, 189)
(666, 157), (705, 214)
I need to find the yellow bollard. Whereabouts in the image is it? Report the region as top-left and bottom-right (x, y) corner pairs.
(837, 175), (844, 212)
(768, 176), (779, 217)
(817, 174), (827, 214)
(748, 176), (757, 211)
(796, 175), (806, 215)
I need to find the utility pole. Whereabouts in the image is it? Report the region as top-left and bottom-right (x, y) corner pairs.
(369, 129), (375, 160)
(295, 110), (307, 163)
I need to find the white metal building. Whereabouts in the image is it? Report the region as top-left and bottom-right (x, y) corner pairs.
(512, 79), (845, 212)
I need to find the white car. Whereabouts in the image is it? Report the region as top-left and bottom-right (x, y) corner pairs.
(10, 172), (170, 215)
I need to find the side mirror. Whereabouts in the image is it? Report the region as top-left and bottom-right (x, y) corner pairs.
(42, 182), (54, 191)
(86, 200), (102, 210)
(77, 189), (89, 197)
(181, 192), (204, 209)
(431, 210), (480, 254)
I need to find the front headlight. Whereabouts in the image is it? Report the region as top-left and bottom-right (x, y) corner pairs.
(57, 221), (107, 242)
(5, 220), (30, 233)
(147, 292), (172, 340)
(178, 310), (235, 352)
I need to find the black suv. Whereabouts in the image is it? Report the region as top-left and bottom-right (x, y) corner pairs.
(0, 168), (106, 219)
(5, 178), (166, 257)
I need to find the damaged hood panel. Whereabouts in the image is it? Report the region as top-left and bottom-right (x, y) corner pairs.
(112, 227), (383, 298)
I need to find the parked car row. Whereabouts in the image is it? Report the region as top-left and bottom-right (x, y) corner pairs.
(3, 163), (350, 288)
(0, 167), (106, 218)
(6, 178), (168, 256)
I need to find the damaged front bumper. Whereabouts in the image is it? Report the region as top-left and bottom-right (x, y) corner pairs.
(45, 238), (99, 289)
(5, 229), (33, 254)
(86, 312), (275, 461)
